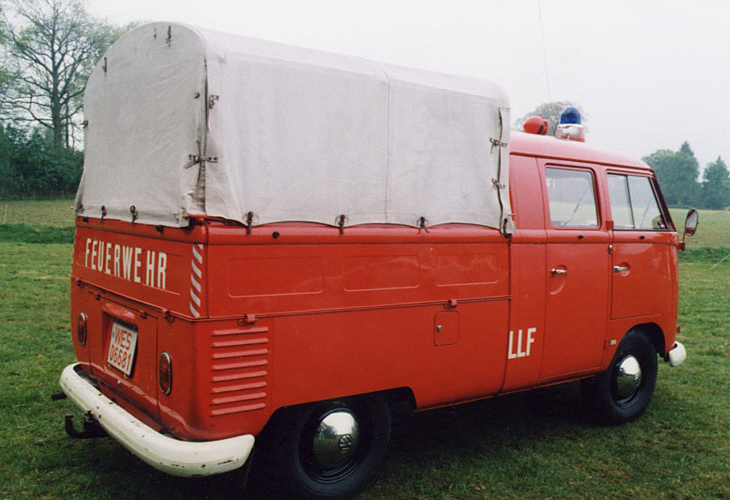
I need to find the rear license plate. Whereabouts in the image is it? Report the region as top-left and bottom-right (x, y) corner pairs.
(107, 322), (138, 376)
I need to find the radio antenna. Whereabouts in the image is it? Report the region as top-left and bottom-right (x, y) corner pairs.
(537, 0), (552, 102)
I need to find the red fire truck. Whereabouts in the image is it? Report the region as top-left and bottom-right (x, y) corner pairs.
(58, 22), (695, 499)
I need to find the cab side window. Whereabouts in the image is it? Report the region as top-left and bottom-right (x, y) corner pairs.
(545, 167), (598, 227)
(607, 174), (666, 230)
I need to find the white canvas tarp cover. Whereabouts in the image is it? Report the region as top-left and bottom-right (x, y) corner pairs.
(76, 22), (511, 231)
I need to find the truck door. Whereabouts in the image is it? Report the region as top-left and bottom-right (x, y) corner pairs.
(540, 164), (609, 380)
(606, 173), (677, 320)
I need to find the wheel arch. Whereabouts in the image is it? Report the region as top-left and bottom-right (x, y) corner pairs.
(261, 386), (415, 436)
(630, 322), (665, 356)
(381, 386), (416, 413)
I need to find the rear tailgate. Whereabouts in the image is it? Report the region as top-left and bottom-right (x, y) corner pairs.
(71, 218), (206, 422)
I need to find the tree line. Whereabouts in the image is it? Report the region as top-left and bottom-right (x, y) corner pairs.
(518, 104), (730, 210)
(0, 0), (130, 198)
(643, 143), (730, 210)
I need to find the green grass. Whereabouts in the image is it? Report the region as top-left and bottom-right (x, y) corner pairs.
(0, 198), (76, 227)
(1, 203), (730, 499)
(0, 224), (74, 244)
(0, 198), (76, 244)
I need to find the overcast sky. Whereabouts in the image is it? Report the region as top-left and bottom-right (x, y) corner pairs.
(86, 0), (728, 171)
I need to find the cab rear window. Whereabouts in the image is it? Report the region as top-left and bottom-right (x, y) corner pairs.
(545, 167), (599, 228)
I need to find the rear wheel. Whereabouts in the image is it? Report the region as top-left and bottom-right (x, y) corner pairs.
(257, 395), (391, 499)
(585, 329), (658, 425)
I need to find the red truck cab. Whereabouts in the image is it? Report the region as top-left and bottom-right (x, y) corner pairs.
(59, 22), (691, 500)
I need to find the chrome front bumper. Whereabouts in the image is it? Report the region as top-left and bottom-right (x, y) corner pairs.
(59, 363), (254, 477)
(667, 341), (687, 367)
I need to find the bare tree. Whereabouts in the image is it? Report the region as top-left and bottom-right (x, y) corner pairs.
(0, 65), (16, 116)
(2, 0), (125, 148)
(0, 4), (18, 116)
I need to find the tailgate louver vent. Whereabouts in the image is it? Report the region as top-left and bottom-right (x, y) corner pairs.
(209, 325), (270, 417)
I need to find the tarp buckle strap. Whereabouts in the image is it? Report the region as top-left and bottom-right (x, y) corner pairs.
(492, 178), (506, 190)
(99, 205), (107, 224)
(187, 154), (218, 164)
(246, 211), (254, 235)
(130, 205), (138, 224)
(208, 94), (220, 109)
(418, 216), (430, 233)
(503, 217), (511, 235)
(337, 214), (347, 235)
(490, 137), (507, 153)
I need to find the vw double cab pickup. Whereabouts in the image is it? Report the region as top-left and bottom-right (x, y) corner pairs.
(59, 22), (693, 500)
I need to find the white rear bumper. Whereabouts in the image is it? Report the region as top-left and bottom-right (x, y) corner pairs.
(59, 363), (254, 477)
(667, 341), (687, 367)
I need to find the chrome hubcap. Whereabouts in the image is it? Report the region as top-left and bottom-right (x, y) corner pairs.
(616, 355), (642, 399)
(312, 409), (360, 470)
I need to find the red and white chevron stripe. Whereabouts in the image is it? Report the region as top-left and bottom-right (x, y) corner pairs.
(190, 243), (204, 318)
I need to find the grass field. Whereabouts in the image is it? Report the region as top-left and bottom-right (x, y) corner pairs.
(1, 198), (75, 227)
(1, 203), (729, 499)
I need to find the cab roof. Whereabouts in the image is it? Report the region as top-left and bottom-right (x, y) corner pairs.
(511, 131), (651, 171)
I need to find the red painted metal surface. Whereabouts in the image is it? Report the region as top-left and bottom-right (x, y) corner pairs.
(69, 132), (680, 441)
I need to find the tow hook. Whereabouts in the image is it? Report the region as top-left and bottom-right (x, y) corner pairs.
(64, 412), (107, 439)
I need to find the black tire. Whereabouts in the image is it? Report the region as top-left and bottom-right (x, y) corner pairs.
(585, 329), (658, 425)
(256, 395), (391, 499)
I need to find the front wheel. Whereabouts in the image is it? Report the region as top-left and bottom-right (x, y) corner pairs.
(256, 395), (391, 499)
(585, 329), (658, 425)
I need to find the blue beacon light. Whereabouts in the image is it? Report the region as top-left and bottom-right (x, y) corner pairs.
(556, 106), (585, 142)
(559, 106), (581, 125)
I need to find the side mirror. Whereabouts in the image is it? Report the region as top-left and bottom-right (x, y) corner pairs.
(679, 209), (698, 251)
(684, 209), (699, 236)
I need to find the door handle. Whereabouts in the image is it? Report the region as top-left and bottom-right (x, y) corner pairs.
(551, 268), (567, 275)
(613, 265), (629, 273)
